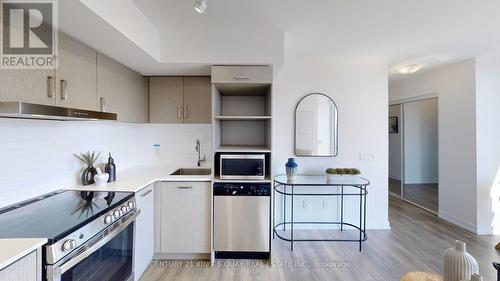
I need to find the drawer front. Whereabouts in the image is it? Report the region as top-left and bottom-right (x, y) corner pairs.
(211, 65), (272, 84)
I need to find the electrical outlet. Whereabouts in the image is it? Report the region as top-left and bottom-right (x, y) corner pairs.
(359, 152), (374, 161)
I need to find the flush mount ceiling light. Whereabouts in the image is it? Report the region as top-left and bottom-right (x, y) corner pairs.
(395, 63), (424, 74)
(194, 0), (207, 14)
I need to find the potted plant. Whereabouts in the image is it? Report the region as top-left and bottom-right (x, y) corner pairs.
(325, 168), (361, 181)
(74, 151), (101, 186)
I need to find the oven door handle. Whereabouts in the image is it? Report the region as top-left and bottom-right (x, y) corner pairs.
(55, 209), (141, 276)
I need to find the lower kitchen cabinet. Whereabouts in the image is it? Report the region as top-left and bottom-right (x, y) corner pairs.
(0, 249), (41, 281)
(134, 184), (155, 280)
(155, 181), (211, 255)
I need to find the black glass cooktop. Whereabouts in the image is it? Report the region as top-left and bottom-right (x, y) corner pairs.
(0, 190), (133, 243)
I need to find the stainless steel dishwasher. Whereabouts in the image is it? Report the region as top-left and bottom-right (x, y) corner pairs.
(213, 182), (271, 259)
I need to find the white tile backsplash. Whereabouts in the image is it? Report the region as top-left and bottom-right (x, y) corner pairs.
(0, 119), (212, 208)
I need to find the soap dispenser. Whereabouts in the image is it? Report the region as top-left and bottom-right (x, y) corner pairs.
(105, 153), (116, 182)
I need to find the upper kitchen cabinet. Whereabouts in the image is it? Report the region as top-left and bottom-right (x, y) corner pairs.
(211, 65), (272, 84)
(0, 65), (55, 106)
(149, 76), (211, 124)
(149, 77), (183, 123)
(55, 33), (98, 111)
(97, 54), (149, 123)
(183, 77), (211, 124)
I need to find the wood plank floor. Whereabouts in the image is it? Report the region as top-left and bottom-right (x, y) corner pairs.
(141, 197), (500, 281)
(389, 177), (439, 212)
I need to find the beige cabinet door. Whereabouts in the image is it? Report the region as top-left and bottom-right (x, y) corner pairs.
(183, 76), (211, 124)
(0, 69), (55, 105)
(55, 33), (97, 110)
(97, 54), (149, 123)
(0, 23), (56, 105)
(159, 181), (211, 254)
(149, 77), (183, 123)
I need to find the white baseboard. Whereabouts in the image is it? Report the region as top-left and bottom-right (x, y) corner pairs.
(476, 225), (493, 235)
(438, 211), (477, 234)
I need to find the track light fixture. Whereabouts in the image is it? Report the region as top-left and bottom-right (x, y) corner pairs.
(194, 0), (207, 14)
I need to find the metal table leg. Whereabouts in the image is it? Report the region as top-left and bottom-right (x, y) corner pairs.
(291, 184), (294, 251)
(272, 181), (275, 239)
(341, 185), (344, 231)
(359, 186), (362, 252)
(283, 185), (286, 231)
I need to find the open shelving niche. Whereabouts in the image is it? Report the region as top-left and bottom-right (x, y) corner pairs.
(211, 82), (272, 182)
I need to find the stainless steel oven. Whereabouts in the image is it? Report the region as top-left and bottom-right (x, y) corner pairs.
(220, 154), (265, 180)
(46, 209), (140, 281)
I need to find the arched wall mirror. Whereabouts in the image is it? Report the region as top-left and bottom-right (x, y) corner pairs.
(295, 93), (338, 157)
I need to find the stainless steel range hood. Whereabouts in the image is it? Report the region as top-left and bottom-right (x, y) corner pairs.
(0, 102), (117, 121)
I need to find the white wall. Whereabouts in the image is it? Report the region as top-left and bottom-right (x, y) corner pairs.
(389, 60), (477, 232)
(273, 55), (390, 229)
(0, 119), (212, 208)
(475, 54), (500, 235)
(388, 105), (402, 180)
(403, 98), (438, 184)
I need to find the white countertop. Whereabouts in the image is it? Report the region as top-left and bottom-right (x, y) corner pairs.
(0, 166), (210, 269)
(67, 166), (212, 193)
(0, 238), (47, 270)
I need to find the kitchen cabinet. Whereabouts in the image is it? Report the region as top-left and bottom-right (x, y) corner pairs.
(211, 65), (272, 84)
(149, 76), (211, 124)
(183, 77), (211, 123)
(0, 68), (55, 106)
(97, 53), (149, 123)
(0, 31), (149, 122)
(155, 181), (211, 254)
(0, 250), (41, 281)
(133, 184), (154, 281)
(149, 77), (183, 123)
(55, 33), (98, 111)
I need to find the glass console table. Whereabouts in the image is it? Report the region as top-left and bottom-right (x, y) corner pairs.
(273, 174), (369, 251)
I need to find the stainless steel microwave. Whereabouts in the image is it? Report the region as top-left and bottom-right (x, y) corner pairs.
(220, 154), (265, 180)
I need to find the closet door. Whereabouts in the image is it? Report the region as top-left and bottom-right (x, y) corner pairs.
(402, 98), (438, 212)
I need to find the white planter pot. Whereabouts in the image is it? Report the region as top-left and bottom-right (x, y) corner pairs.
(326, 174), (359, 181)
(443, 240), (479, 281)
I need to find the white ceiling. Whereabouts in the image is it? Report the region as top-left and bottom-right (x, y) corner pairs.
(59, 0), (500, 77)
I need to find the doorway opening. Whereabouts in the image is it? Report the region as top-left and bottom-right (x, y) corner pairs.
(389, 96), (439, 213)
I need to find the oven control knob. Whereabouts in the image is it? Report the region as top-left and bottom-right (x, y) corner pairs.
(121, 206), (129, 213)
(104, 215), (113, 224)
(113, 210), (122, 218)
(127, 201), (135, 209)
(62, 239), (76, 252)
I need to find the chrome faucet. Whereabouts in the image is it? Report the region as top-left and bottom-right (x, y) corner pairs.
(195, 139), (206, 167)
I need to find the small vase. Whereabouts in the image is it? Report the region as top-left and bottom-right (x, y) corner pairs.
(285, 158), (298, 181)
(81, 165), (97, 186)
(286, 166), (297, 181)
(443, 240), (479, 281)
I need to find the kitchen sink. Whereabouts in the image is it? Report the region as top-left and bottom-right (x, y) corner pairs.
(170, 168), (211, 176)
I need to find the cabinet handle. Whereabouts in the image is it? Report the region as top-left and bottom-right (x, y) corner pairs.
(100, 97), (106, 112)
(183, 105), (188, 119)
(47, 76), (54, 98)
(60, 80), (68, 100)
(140, 189), (153, 197)
(177, 106), (182, 119)
(233, 75), (250, 80)
(177, 186), (193, 189)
